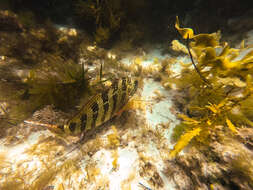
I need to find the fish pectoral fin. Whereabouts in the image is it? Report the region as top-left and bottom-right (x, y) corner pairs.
(121, 98), (146, 112)
(115, 99), (136, 116)
(115, 108), (125, 116)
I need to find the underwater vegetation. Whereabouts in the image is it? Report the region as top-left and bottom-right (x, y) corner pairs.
(74, 0), (152, 47)
(3, 0), (150, 47)
(0, 9), (136, 190)
(22, 56), (89, 112)
(0, 10), (92, 130)
(0, 10), (84, 64)
(167, 17), (253, 158)
(1, 3), (253, 188)
(75, 0), (123, 45)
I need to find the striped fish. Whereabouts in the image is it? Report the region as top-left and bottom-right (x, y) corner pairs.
(51, 77), (138, 136)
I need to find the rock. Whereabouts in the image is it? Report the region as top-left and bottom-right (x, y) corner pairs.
(196, 184), (209, 190)
(210, 138), (251, 163)
(164, 134), (253, 190)
(200, 162), (225, 179)
(174, 171), (193, 190)
(163, 161), (194, 190)
(237, 128), (253, 150)
(139, 162), (164, 189)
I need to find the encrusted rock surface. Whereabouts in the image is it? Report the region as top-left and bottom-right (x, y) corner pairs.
(164, 128), (253, 190)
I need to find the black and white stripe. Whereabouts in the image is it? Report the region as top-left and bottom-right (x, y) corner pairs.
(64, 77), (138, 136)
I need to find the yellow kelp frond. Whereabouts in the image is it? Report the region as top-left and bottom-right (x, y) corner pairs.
(219, 57), (239, 70)
(190, 33), (221, 60)
(218, 44), (234, 58)
(205, 103), (217, 114)
(175, 16), (194, 39)
(169, 127), (202, 158)
(178, 114), (200, 125)
(123, 98), (146, 111)
(218, 77), (246, 88)
(191, 32), (221, 48)
(197, 41), (252, 71)
(205, 101), (225, 114)
(171, 40), (189, 54)
(225, 118), (237, 133)
(198, 47), (217, 66)
(240, 49), (253, 65)
(246, 74), (253, 93)
(170, 16), (253, 159)
(197, 44), (239, 69)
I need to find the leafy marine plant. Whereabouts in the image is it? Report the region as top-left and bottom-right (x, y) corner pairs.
(0, 57), (90, 128)
(168, 16), (253, 158)
(0, 17), (89, 129)
(75, 0), (123, 45)
(21, 56), (90, 112)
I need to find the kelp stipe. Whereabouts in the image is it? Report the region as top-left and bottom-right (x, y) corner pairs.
(167, 16), (253, 158)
